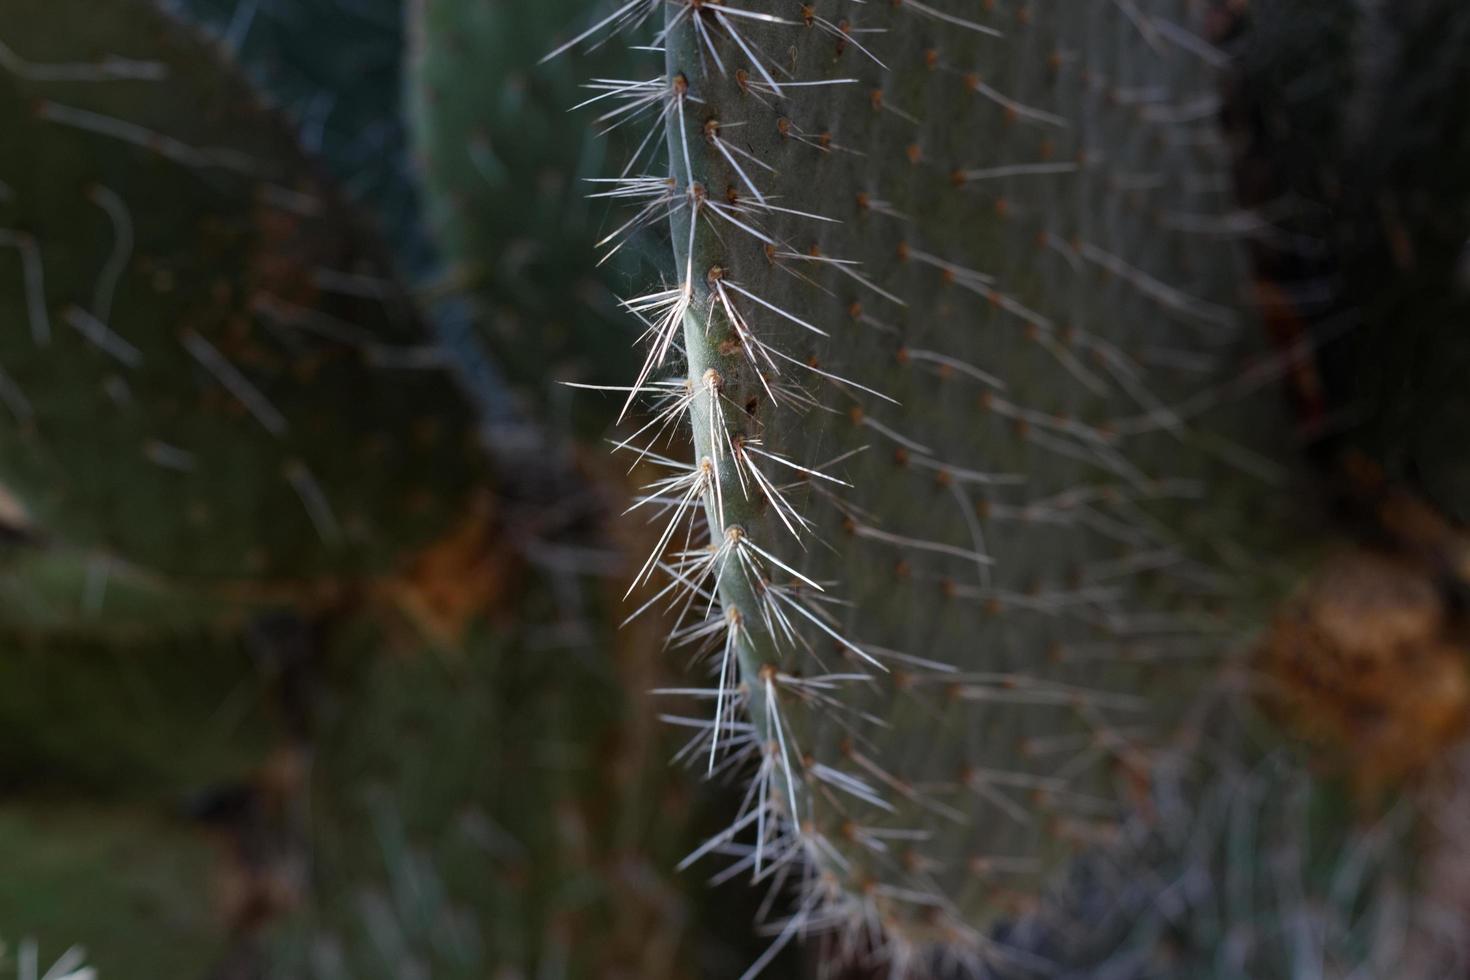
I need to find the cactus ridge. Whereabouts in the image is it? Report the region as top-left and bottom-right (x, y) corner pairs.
(554, 0), (1306, 971)
(0, 0), (489, 617)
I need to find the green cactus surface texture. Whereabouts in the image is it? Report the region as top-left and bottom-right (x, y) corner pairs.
(3, 1), (1470, 979)
(1008, 720), (1468, 980)
(1158, 746), (1470, 979)
(0, 0), (487, 607)
(0, 543), (241, 635)
(281, 567), (784, 980)
(0, 627), (275, 800)
(0, 801), (231, 977)
(295, 622), (689, 978)
(408, 0), (658, 432)
(549, 0), (1357, 972)
(169, 0), (434, 272)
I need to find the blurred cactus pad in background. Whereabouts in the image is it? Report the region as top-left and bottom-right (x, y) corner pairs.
(0, 0), (1467, 978)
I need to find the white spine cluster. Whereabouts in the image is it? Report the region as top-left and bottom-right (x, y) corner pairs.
(552, 2), (1279, 975)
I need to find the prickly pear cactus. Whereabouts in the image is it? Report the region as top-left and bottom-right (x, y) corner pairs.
(0, 627), (276, 799)
(0, 0), (486, 601)
(285, 573), (773, 980)
(1170, 752), (1470, 979)
(408, 0), (653, 429)
(558, 0), (1309, 967)
(1033, 739), (1459, 980)
(0, 802), (231, 977)
(168, 0), (434, 273)
(0, 544), (237, 634)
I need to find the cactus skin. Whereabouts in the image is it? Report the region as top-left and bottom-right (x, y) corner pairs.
(0, 0), (487, 601)
(1177, 756), (1469, 979)
(1101, 685), (1470, 980)
(407, 0), (655, 431)
(560, 0), (1306, 967)
(0, 544), (244, 634)
(1040, 743), (1459, 980)
(0, 6), (732, 978)
(0, 3), (755, 979)
(292, 621), (688, 979)
(1, 1), (1462, 977)
(280, 568), (783, 980)
(0, 802), (232, 978)
(0, 627), (277, 799)
(168, 0), (434, 274)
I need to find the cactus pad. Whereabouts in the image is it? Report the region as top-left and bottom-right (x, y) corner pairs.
(287, 581), (726, 979)
(0, 802), (230, 978)
(561, 0), (1304, 966)
(0, 0), (486, 599)
(408, 0), (655, 430)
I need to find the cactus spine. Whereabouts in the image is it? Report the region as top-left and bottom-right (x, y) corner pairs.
(4, 0), (1469, 976)
(551, 0), (1313, 969)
